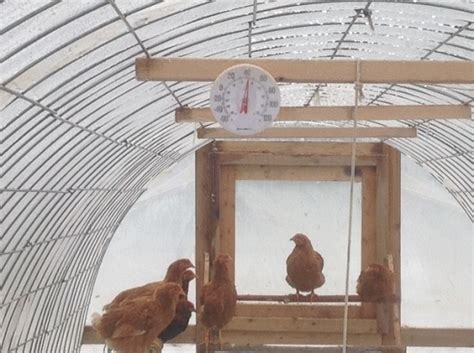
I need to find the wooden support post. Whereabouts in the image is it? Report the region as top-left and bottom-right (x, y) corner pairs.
(374, 144), (402, 350)
(217, 165), (237, 281)
(385, 144), (402, 350)
(195, 142), (217, 352)
(360, 166), (377, 319)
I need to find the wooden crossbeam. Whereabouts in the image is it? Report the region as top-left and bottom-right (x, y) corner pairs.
(176, 105), (471, 123)
(236, 303), (360, 319)
(227, 317), (378, 334)
(82, 325), (474, 347)
(136, 57), (474, 83)
(237, 294), (399, 303)
(197, 127), (417, 139)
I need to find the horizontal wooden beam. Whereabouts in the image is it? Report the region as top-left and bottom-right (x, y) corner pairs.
(235, 165), (364, 182)
(197, 127), (417, 139)
(237, 294), (399, 303)
(218, 153), (379, 167)
(82, 326), (474, 347)
(209, 346), (404, 352)
(216, 141), (383, 156)
(222, 330), (382, 346)
(401, 327), (474, 347)
(227, 317), (378, 334)
(136, 57), (474, 83)
(236, 303), (361, 319)
(176, 105), (471, 123)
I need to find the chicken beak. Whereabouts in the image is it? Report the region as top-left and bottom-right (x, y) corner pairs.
(290, 236), (295, 242)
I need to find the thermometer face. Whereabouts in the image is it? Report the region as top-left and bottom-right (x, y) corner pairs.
(210, 64), (281, 136)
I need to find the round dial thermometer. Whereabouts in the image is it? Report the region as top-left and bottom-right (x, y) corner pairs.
(210, 64), (281, 135)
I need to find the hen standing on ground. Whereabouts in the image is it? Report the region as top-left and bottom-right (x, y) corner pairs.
(159, 270), (196, 343)
(103, 258), (194, 311)
(286, 233), (325, 302)
(356, 263), (394, 302)
(92, 282), (185, 353)
(199, 253), (237, 350)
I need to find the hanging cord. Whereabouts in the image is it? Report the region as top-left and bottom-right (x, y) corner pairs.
(342, 59), (361, 353)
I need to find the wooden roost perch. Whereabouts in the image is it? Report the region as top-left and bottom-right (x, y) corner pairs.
(195, 141), (403, 352)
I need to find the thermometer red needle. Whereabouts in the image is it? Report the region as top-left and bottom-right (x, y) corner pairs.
(239, 79), (250, 114)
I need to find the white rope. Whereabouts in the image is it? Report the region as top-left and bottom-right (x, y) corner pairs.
(342, 59), (361, 353)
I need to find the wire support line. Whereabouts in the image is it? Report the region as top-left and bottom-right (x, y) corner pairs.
(304, 1), (372, 107)
(1, 258), (106, 308)
(105, 0), (183, 107)
(1, 188), (70, 194)
(1, 223), (120, 256)
(421, 21), (472, 60)
(247, 0), (258, 58)
(162, 82), (184, 108)
(368, 22), (471, 106)
(418, 150), (473, 164)
(1, 187), (146, 194)
(0, 85), (177, 161)
(105, 0), (150, 58)
(7, 303), (90, 352)
(449, 188), (474, 194)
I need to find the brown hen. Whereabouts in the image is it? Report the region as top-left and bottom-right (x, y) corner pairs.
(357, 263), (394, 302)
(286, 233), (325, 302)
(92, 282), (185, 353)
(199, 253), (237, 350)
(103, 258), (194, 311)
(180, 269), (196, 297)
(158, 269), (196, 343)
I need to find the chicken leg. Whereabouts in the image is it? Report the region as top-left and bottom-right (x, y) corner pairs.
(218, 330), (223, 349)
(149, 338), (163, 352)
(204, 329), (210, 353)
(310, 289), (316, 303)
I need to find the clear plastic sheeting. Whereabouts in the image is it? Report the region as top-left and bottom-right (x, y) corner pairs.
(1, 1), (473, 352)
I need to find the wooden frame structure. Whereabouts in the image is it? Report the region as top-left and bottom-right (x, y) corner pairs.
(79, 56), (474, 351)
(195, 141), (403, 352)
(81, 140), (474, 349)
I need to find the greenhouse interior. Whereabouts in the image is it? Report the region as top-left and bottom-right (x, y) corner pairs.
(1, 1), (473, 353)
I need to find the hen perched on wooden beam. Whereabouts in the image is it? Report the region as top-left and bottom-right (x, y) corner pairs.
(357, 263), (394, 302)
(199, 253), (237, 350)
(286, 233), (325, 302)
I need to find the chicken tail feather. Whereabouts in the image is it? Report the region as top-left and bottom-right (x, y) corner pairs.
(91, 312), (102, 330)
